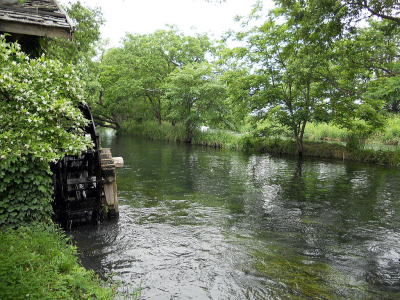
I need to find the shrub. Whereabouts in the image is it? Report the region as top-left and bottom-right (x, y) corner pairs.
(0, 36), (92, 227)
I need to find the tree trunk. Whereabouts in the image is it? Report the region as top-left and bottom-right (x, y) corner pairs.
(157, 98), (162, 124)
(156, 110), (162, 124)
(185, 121), (194, 143)
(296, 136), (304, 157)
(185, 101), (193, 143)
(297, 120), (307, 157)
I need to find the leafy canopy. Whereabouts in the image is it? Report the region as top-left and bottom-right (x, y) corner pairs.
(96, 29), (214, 127)
(163, 63), (227, 141)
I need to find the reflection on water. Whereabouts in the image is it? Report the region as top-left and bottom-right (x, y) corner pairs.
(72, 133), (400, 299)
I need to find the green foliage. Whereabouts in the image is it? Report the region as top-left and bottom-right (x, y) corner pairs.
(377, 115), (400, 145)
(163, 63), (227, 141)
(192, 130), (243, 149)
(45, 1), (104, 109)
(122, 120), (187, 142)
(0, 160), (53, 228)
(304, 123), (348, 143)
(121, 120), (240, 148)
(0, 37), (92, 227)
(219, 68), (255, 130)
(96, 29), (214, 128)
(218, 0), (400, 156)
(0, 225), (114, 299)
(227, 1), (346, 155)
(304, 117), (400, 148)
(45, 1), (103, 65)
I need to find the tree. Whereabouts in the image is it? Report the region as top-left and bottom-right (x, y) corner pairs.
(163, 63), (227, 142)
(96, 29), (214, 128)
(233, 8), (338, 155)
(44, 1), (104, 111)
(224, 0), (397, 154)
(44, 1), (103, 64)
(343, 0), (400, 25)
(276, 0), (400, 26)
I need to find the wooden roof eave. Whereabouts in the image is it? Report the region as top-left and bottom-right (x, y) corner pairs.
(0, 19), (72, 39)
(53, 0), (74, 37)
(0, 0), (74, 40)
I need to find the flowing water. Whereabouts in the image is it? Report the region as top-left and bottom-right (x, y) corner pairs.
(71, 132), (400, 299)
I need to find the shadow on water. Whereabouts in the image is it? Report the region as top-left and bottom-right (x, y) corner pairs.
(71, 131), (400, 299)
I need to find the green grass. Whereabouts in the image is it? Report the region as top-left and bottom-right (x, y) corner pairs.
(373, 115), (400, 146)
(121, 120), (187, 142)
(0, 224), (114, 300)
(121, 120), (243, 148)
(304, 116), (400, 148)
(304, 123), (348, 144)
(192, 129), (243, 149)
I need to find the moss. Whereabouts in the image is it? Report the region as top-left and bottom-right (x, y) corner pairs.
(0, 225), (114, 300)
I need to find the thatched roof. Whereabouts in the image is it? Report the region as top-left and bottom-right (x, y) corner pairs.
(0, 0), (73, 39)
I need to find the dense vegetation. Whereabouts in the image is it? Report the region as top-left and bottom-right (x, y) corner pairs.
(92, 0), (400, 164)
(0, 225), (113, 299)
(0, 2), (113, 299)
(0, 37), (92, 227)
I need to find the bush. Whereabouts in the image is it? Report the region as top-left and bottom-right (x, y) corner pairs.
(0, 225), (114, 299)
(0, 36), (92, 227)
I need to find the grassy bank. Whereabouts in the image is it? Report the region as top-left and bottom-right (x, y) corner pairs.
(0, 225), (114, 300)
(121, 120), (400, 166)
(304, 118), (400, 148)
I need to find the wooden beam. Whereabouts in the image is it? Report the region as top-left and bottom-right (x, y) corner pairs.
(0, 20), (71, 39)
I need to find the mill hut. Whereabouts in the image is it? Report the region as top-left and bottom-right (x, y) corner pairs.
(0, 0), (122, 227)
(0, 0), (72, 54)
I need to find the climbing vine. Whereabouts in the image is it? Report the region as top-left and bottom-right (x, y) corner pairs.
(0, 36), (92, 227)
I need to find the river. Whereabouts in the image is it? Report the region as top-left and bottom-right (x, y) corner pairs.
(71, 132), (400, 299)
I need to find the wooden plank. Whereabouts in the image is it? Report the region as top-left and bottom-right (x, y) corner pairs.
(67, 178), (95, 185)
(0, 20), (71, 39)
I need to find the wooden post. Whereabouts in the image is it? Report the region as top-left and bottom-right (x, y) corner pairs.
(100, 148), (124, 217)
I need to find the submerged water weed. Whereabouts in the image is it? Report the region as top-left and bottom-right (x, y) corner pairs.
(0, 225), (114, 300)
(252, 245), (368, 299)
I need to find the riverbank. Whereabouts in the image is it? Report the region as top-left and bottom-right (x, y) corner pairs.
(121, 121), (400, 166)
(0, 224), (114, 300)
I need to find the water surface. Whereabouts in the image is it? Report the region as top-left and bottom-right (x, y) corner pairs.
(72, 133), (400, 299)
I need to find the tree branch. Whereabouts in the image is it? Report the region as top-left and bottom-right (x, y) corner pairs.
(361, 0), (400, 24)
